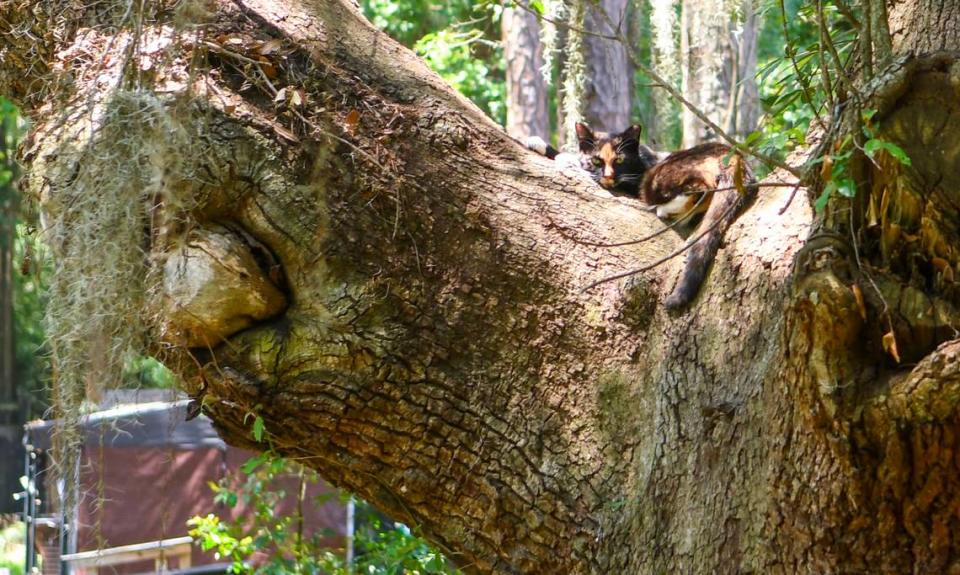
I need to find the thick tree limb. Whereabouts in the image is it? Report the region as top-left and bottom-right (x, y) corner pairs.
(5, 0), (960, 573)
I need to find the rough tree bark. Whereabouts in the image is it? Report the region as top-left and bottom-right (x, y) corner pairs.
(2, 0), (960, 573)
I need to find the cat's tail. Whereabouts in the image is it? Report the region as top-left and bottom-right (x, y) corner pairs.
(525, 136), (560, 159)
(665, 158), (757, 310)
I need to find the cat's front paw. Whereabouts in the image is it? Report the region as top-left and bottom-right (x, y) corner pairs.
(554, 153), (583, 169)
(525, 136), (549, 155)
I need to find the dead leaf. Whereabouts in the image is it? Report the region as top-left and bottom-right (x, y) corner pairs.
(274, 87), (287, 103)
(867, 192), (879, 227)
(851, 283), (866, 321)
(821, 154), (834, 183)
(274, 124), (299, 143)
(932, 257), (955, 283)
(260, 62), (277, 79)
(344, 109), (360, 132)
(259, 39), (284, 55)
(289, 89), (304, 108)
(733, 156), (745, 196)
(882, 329), (901, 363)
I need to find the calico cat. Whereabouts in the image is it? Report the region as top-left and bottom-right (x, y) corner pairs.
(527, 122), (662, 196)
(528, 125), (754, 309)
(641, 142), (757, 309)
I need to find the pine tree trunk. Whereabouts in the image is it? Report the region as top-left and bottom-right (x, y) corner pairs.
(0, 113), (18, 513)
(582, 0), (632, 132)
(732, 0), (760, 137)
(502, 5), (549, 140)
(3, 0), (960, 572)
(650, 0), (680, 146)
(681, 0), (760, 145)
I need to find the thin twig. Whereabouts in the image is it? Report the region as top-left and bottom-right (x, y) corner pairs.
(586, 3), (802, 179)
(817, 0), (858, 101)
(778, 181), (804, 215)
(848, 194), (889, 315)
(580, 196), (741, 292)
(514, 1), (618, 41)
(779, 0), (823, 125)
(833, 0), (861, 29)
(564, 193), (708, 247)
(815, 0), (836, 112)
(558, 181), (796, 248)
(204, 40), (389, 172)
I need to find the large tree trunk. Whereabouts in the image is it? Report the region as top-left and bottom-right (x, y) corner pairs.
(731, 0), (760, 137)
(2, 0), (960, 572)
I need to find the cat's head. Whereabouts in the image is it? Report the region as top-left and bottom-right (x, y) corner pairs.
(575, 122), (655, 195)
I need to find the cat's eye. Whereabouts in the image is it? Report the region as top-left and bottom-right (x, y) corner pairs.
(615, 156), (624, 164)
(592, 158), (603, 167)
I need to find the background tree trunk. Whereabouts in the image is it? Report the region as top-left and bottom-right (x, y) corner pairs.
(2, 0), (960, 572)
(502, 5), (549, 140)
(0, 109), (19, 513)
(583, 0), (632, 132)
(681, 0), (759, 145)
(650, 0), (680, 146)
(556, 0), (632, 147)
(731, 0), (759, 137)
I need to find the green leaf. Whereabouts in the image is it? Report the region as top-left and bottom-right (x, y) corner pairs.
(815, 181), (836, 213)
(529, 0), (544, 15)
(241, 454), (265, 475)
(863, 138), (883, 157)
(880, 141), (912, 165)
(864, 139), (912, 166)
(252, 415), (265, 442)
(837, 178), (857, 198)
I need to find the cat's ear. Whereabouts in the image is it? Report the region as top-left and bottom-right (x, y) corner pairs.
(622, 124), (643, 142)
(575, 122), (595, 152)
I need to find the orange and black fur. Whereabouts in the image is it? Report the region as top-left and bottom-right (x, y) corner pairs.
(641, 142), (757, 309)
(528, 123), (662, 196)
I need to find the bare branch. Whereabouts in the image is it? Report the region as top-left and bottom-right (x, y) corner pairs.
(580, 192), (740, 292)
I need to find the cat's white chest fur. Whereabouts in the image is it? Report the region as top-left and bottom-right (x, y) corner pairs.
(655, 194), (693, 219)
